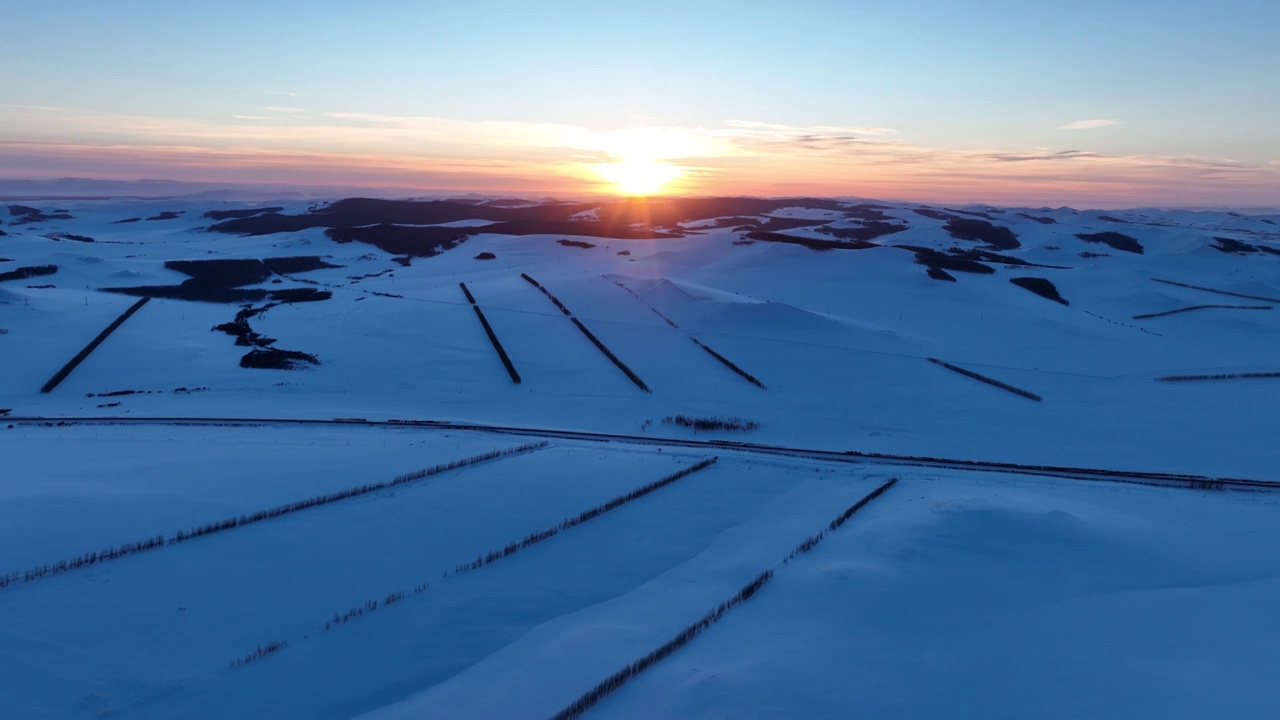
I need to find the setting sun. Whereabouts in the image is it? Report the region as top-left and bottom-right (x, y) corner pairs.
(595, 157), (683, 196)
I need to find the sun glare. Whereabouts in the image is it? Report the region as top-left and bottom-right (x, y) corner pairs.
(596, 157), (683, 196)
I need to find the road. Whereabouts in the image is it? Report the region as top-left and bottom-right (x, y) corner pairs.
(6, 414), (1276, 492)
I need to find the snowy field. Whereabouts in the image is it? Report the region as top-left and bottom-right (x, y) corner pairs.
(2, 196), (1279, 718)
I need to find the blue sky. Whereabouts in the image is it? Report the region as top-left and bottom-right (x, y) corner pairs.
(2, 0), (1277, 203)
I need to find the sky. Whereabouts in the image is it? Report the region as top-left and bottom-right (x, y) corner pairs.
(2, 0), (1278, 206)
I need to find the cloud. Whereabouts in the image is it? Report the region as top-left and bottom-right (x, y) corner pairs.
(1058, 119), (1121, 130)
(1, 105), (1276, 205)
(265, 106), (306, 113)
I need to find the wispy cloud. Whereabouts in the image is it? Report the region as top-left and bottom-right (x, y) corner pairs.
(1058, 119), (1121, 130)
(0, 105), (1275, 204)
(265, 106), (306, 114)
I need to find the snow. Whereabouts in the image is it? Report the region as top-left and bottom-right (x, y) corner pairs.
(2, 196), (1279, 718)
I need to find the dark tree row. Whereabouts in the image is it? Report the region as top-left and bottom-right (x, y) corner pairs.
(0, 443), (546, 591)
(40, 297), (151, 394)
(608, 279), (681, 330)
(1152, 278), (1280, 304)
(228, 640), (288, 670)
(460, 282), (522, 384)
(522, 273), (651, 392)
(450, 457), (718, 575)
(1133, 304), (1272, 320)
(549, 570), (775, 720)
(688, 339), (767, 389)
(784, 478), (899, 563)
(1157, 372), (1280, 382)
(607, 277), (765, 389)
(318, 458), (717, 635)
(549, 477), (901, 720)
(0, 535), (165, 588)
(927, 357), (1043, 402)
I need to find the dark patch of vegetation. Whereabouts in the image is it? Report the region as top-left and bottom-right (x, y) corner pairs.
(240, 348), (318, 370)
(145, 211), (184, 221)
(950, 208), (996, 219)
(1079, 251), (1110, 258)
(112, 218), (141, 224)
(731, 239), (755, 246)
(203, 207), (284, 221)
(460, 282), (521, 384)
(207, 196), (849, 240)
(942, 247), (1068, 269)
(214, 304), (279, 347)
(171, 258), (270, 285)
(817, 222), (909, 242)
(928, 357), (1043, 401)
(1010, 276), (1069, 305)
(103, 257), (335, 303)
(8, 205), (73, 224)
(522, 273), (651, 392)
(40, 298), (150, 394)
(663, 415), (759, 432)
(558, 239), (596, 249)
(1016, 213), (1057, 224)
(1152, 278), (1280, 303)
(0, 264), (57, 283)
(0, 409), (10, 416)
(550, 478), (899, 720)
(844, 204), (899, 222)
(1098, 215), (1131, 224)
(1134, 304), (1272, 320)
(1212, 237), (1280, 257)
(912, 208), (958, 221)
(97, 402), (122, 408)
(474, 252), (497, 260)
(1076, 231), (1143, 254)
(25, 284), (55, 289)
(391, 255), (412, 267)
(45, 232), (95, 243)
(943, 218), (1020, 250)
(907, 247), (995, 274)
(1157, 372), (1280, 382)
(745, 230), (875, 251)
(617, 250), (631, 256)
(927, 266), (957, 282)
(326, 224), (468, 257)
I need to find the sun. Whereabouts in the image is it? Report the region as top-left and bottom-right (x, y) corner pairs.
(596, 157), (683, 196)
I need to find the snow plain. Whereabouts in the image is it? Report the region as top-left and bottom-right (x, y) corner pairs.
(2, 196), (1279, 718)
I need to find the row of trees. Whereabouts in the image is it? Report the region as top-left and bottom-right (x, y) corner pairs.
(1157, 372), (1280, 382)
(450, 457), (718, 576)
(1133, 304), (1272, 320)
(318, 458), (718, 636)
(228, 640), (288, 670)
(522, 272), (651, 392)
(460, 282), (522, 384)
(550, 477), (902, 720)
(927, 357), (1043, 402)
(550, 570), (774, 720)
(1, 443), (547, 591)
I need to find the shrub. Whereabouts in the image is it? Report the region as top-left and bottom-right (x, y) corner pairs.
(663, 416), (759, 432)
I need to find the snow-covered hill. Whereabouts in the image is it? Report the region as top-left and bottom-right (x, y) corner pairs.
(2, 196), (1278, 718)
